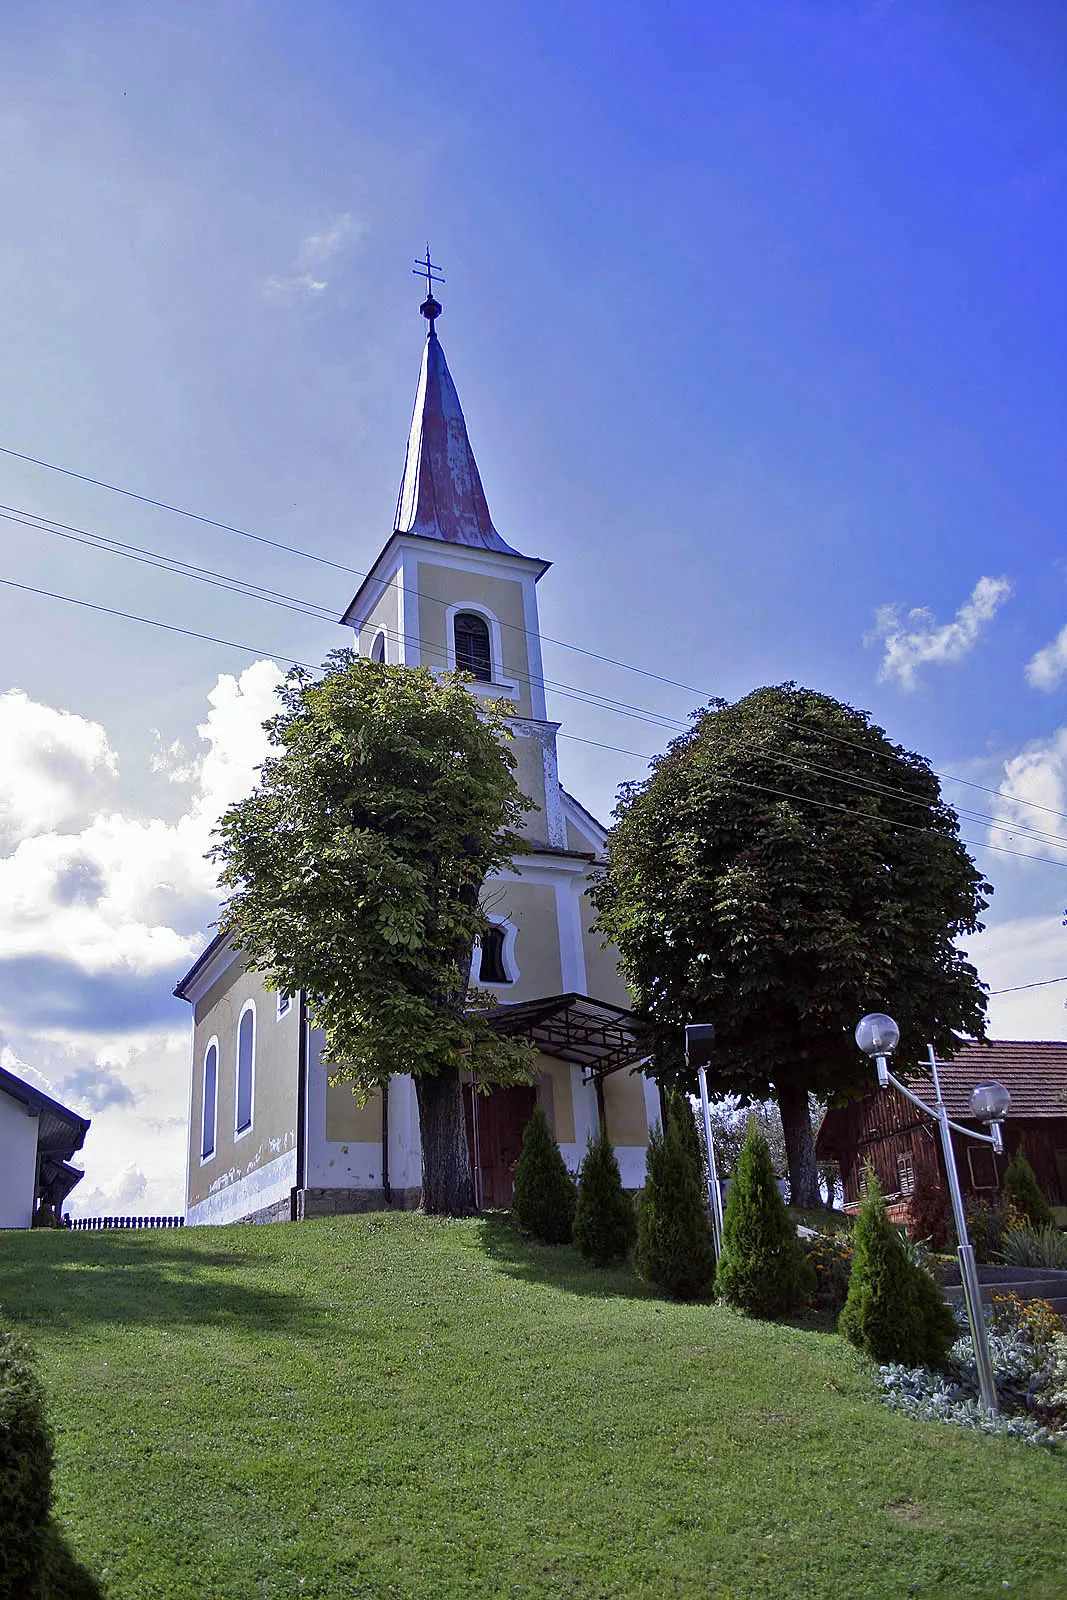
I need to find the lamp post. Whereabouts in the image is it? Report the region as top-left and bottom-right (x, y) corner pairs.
(685, 1022), (725, 1256)
(854, 1014), (1010, 1415)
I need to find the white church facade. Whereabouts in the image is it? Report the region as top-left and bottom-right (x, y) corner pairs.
(176, 281), (657, 1225)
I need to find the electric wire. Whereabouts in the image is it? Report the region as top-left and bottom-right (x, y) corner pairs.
(8, 492), (1067, 857)
(9, 496), (1067, 852)
(987, 977), (1067, 995)
(3, 439), (1066, 831)
(5, 564), (1064, 875)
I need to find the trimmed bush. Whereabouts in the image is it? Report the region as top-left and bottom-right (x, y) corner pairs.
(667, 1090), (705, 1181)
(0, 1328), (54, 1600)
(715, 1120), (815, 1317)
(635, 1112), (716, 1300)
(1003, 1152), (1055, 1230)
(510, 1105), (575, 1244)
(839, 1170), (957, 1369)
(573, 1124), (637, 1266)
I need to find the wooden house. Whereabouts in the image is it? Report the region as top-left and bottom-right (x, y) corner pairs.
(816, 1040), (1067, 1227)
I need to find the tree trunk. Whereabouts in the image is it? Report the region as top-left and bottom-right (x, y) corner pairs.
(776, 1078), (820, 1210)
(414, 1063), (477, 1217)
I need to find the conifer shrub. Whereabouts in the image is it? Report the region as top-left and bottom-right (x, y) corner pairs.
(1003, 1152), (1055, 1230)
(714, 1119), (815, 1317)
(634, 1113), (717, 1300)
(0, 1327), (54, 1600)
(667, 1090), (705, 1181)
(573, 1124), (637, 1266)
(510, 1105), (575, 1244)
(839, 1170), (957, 1369)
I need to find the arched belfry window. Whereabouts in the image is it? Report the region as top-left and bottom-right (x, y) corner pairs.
(454, 611), (492, 682)
(201, 1041), (218, 1161)
(370, 631), (386, 663)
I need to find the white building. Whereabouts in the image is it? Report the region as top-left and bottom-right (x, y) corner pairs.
(0, 1062), (89, 1229)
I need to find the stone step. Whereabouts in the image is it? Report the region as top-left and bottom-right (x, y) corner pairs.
(939, 1262), (1067, 1288)
(943, 1282), (1067, 1316)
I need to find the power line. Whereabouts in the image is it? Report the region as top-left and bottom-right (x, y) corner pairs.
(9, 490), (1067, 856)
(4, 438), (1066, 831)
(11, 493), (1067, 851)
(6, 563), (1067, 873)
(991, 966), (1067, 992)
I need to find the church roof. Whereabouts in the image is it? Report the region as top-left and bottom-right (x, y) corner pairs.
(393, 317), (523, 556)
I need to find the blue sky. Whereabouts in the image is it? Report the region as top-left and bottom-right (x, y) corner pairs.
(1, 1), (1066, 1210)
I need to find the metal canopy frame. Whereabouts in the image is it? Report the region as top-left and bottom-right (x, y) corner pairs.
(481, 992), (651, 1080)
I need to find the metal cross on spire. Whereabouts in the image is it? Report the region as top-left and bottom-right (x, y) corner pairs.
(413, 246), (445, 333)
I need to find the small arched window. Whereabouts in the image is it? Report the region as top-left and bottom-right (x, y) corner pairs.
(454, 612), (492, 682)
(370, 631), (386, 663)
(478, 925), (511, 985)
(235, 1005), (255, 1136)
(201, 1042), (218, 1160)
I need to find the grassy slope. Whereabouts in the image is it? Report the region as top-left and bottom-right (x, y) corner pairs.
(2, 1215), (1065, 1600)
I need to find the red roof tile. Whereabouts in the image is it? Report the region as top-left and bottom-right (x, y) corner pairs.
(911, 1040), (1067, 1120)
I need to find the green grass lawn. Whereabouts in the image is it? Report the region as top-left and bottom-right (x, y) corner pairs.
(3, 1214), (1066, 1600)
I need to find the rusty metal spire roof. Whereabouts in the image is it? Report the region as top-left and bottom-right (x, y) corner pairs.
(394, 256), (522, 555)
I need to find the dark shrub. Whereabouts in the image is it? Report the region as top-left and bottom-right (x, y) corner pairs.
(635, 1113), (716, 1300)
(510, 1105), (575, 1244)
(573, 1124), (637, 1266)
(905, 1167), (954, 1252)
(805, 1233), (854, 1314)
(965, 1198), (1020, 1264)
(1003, 1152), (1054, 1230)
(0, 1328), (54, 1599)
(715, 1120), (815, 1317)
(839, 1170), (956, 1369)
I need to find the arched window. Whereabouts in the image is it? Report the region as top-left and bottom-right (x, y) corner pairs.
(370, 631), (386, 663)
(235, 1004), (255, 1136)
(478, 925), (511, 985)
(454, 611), (492, 682)
(201, 1041), (218, 1160)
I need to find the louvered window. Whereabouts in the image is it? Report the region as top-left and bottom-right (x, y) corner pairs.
(454, 612), (492, 681)
(478, 925), (510, 985)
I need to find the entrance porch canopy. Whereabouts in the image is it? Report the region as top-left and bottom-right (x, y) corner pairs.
(482, 992), (651, 1080)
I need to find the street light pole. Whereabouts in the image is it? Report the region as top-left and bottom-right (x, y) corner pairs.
(854, 1016), (1009, 1416)
(685, 1023), (725, 1256)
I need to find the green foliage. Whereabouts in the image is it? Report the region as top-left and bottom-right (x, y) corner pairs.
(705, 1096), (788, 1177)
(715, 1121), (815, 1317)
(1003, 1152), (1055, 1229)
(573, 1124), (637, 1266)
(510, 1106), (576, 1244)
(634, 1113), (716, 1300)
(667, 1089), (705, 1180)
(839, 1171), (957, 1369)
(0, 1328), (53, 1599)
(211, 651), (536, 1092)
(964, 1198), (1023, 1264)
(31, 1206), (62, 1230)
(591, 685), (991, 1201)
(999, 1223), (1067, 1272)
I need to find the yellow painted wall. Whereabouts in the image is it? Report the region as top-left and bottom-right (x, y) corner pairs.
(536, 1055), (575, 1143)
(325, 1083), (383, 1142)
(188, 963), (299, 1209)
(480, 880), (562, 1001)
(604, 1068), (650, 1147)
(579, 893), (631, 1008)
(415, 560), (534, 717)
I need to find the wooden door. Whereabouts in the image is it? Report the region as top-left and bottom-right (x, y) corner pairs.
(464, 1084), (538, 1209)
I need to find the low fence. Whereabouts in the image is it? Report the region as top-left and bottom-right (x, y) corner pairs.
(62, 1215), (186, 1231)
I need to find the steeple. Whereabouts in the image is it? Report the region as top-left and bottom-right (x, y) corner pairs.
(393, 259), (522, 556)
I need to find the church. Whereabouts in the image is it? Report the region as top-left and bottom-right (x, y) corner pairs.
(175, 273), (657, 1225)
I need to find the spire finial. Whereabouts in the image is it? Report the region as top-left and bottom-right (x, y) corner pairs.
(413, 245), (445, 335)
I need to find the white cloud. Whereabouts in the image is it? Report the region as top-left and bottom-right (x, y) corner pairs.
(264, 213), (364, 301)
(0, 664), (284, 1210)
(1025, 623), (1067, 691)
(963, 913), (1067, 1041)
(870, 575), (1013, 690)
(989, 725), (1067, 862)
(0, 689), (117, 848)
